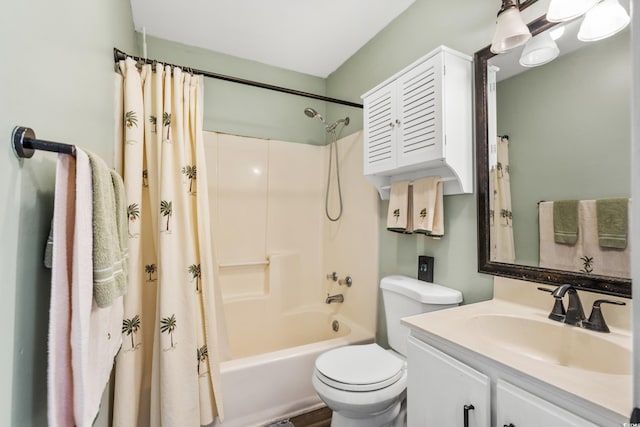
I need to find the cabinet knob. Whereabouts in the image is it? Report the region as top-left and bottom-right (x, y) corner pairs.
(463, 404), (475, 427)
(389, 122), (395, 128)
(395, 118), (401, 126)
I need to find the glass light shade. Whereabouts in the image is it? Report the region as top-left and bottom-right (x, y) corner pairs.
(519, 32), (560, 67)
(549, 25), (565, 41)
(577, 0), (630, 42)
(546, 0), (599, 23)
(490, 7), (532, 54)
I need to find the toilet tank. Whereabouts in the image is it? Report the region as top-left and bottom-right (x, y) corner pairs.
(381, 275), (462, 356)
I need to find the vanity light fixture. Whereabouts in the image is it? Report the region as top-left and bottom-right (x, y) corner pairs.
(490, 0), (532, 54)
(519, 31), (560, 67)
(546, 0), (599, 22)
(577, 0), (631, 42)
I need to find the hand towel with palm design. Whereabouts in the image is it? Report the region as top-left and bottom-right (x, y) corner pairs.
(412, 176), (444, 237)
(386, 181), (412, 233)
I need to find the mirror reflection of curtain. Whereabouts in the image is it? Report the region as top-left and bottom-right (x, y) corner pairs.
(490, 136), (515, 263)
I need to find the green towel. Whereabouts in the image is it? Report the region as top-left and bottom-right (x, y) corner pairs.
(596, 198), (628, 249)
(553, 200), (579, 245)
(87, 152), (128, 307)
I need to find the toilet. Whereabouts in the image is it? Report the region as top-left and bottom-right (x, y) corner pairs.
(312, 275), (462, 427)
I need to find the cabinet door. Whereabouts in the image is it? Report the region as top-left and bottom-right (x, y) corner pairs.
(407, 336), (490, 427)
(363, 83), (397, 175)
(497, 380), (598, 427)
(396, 54), (444, 169)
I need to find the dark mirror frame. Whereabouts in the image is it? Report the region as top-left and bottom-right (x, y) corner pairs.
(474, 15), (631, 298)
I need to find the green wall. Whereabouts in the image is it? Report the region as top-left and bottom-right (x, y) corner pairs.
(325, 0), (517, 332)
(0, 1), (137, 425)
(497, 31), (631, 266)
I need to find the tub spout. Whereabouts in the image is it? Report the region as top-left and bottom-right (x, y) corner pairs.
(325, 293), (344, 304)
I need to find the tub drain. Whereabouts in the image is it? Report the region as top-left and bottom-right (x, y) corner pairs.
(332, 320), (340, 332)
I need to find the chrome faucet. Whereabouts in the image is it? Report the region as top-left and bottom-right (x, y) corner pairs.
(550, 284), (585, 326)
(325, 293), (344, 304)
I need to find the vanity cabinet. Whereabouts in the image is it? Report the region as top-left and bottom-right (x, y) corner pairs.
(407, 335), (611, 427)
(361, 46), (473, 199)
(407, 336), (490, 426)
(496, 380), (598, 427)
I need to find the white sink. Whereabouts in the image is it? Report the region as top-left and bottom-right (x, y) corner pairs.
(469, 314), (631, 375)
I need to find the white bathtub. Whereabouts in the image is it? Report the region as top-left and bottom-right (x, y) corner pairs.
(213, 307), (373, 427)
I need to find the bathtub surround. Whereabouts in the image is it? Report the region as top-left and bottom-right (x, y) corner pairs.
(113, 59), (224, 425)
(205, 131), (379, 426)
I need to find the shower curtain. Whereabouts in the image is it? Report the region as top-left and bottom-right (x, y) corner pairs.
(113, 57), (226, 426)
(489, 136), (516, 263)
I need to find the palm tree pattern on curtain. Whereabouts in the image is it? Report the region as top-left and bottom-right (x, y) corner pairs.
(197, 345), (208, 376)
(188, 264), (201, 293)
(122, 314), (141, 352)
(114, 59), (223, 426)
(160, 200), (172, 232)
(145, 264), (157, 282)
(182, 165), (197, 194)
(160, 314), (177, 350)
(127, 203), (140, 237)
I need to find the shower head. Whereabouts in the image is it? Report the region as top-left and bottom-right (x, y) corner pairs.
(304, 107), (350, 133)
(304, 107), (327, 125)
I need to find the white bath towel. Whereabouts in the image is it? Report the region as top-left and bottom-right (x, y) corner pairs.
(48, 153), (77, 427)
(386, 181), (412, 233)
(71, 149), (124, 427)
(539, 200), (631, 278)
(412, 176), (444, 237)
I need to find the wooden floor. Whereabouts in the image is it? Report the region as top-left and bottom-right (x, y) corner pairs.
(288, 406), (332, 427)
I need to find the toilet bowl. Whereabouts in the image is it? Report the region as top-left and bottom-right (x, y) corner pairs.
(312, 343), (406, 427)
(312, 275), (463, 427)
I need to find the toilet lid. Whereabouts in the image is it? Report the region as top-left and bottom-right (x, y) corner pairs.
(315, 344), (404, 392)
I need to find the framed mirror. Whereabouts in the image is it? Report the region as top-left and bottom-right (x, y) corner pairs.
(475, 15), (631, 297)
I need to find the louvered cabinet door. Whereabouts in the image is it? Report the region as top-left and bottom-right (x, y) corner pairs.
(363, 83), (397, 175)
(396, 55), (444, 169)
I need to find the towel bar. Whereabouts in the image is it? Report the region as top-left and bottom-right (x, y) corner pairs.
(11, 126), (76, 159)
(380, 176), (456, 192)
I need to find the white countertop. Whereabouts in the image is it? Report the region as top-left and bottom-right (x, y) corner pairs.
(401, 297), (632, 417)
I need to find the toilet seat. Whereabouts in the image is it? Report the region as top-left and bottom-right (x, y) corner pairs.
(314, 344), (404, 392)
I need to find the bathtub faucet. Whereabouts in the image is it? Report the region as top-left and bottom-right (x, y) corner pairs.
(325, 293), (344, 304)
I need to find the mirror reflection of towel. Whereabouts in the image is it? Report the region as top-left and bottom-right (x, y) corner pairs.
(553, 200), (579, 245)
(412, 176), (443, 237)
(596, 198), (628, 249)
(540, 200), (631, 278)
(386, 181), (412, 233)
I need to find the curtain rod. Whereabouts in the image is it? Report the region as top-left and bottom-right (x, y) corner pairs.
(113, 48), (363, 109)
(11, 126), (76, 159)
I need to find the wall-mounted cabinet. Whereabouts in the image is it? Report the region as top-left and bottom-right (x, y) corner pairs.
(361, 46), (473, 200)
